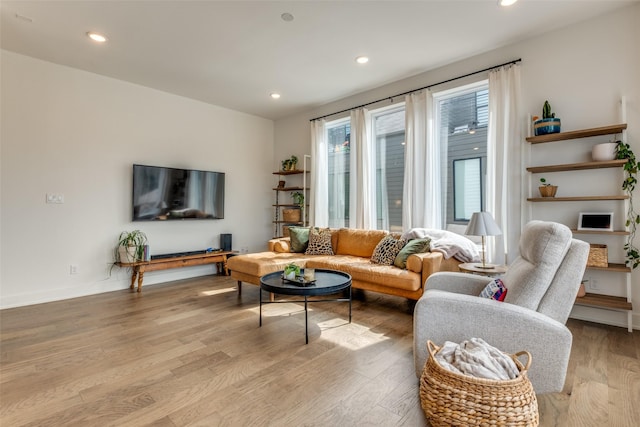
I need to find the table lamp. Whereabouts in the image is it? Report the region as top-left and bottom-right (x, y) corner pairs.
(465, 211), (502, 269)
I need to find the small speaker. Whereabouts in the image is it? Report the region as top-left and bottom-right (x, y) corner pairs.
(220, 234), (232, 252)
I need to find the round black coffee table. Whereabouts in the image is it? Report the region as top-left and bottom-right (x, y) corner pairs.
(259, 269), (352, 344)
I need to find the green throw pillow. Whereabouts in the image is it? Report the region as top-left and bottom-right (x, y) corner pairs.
(289, 227), (310, 253)
(394, 238), (431, 269)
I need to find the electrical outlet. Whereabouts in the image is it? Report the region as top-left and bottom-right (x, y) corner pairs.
(587, 278), (599, 291)
(69, 264), (79, 275)
(241, 247), (249, 254)
(46, 193), (64, 204)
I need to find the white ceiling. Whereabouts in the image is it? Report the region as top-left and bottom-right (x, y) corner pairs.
(1, 1), (636, 120)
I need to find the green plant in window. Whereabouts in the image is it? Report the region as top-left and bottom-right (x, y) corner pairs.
(616, 141), (639, 269)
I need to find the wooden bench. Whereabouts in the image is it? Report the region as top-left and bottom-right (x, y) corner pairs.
(117, 251), (236, 292)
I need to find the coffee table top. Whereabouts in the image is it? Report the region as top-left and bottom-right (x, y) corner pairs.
(260, 269), (351, 296)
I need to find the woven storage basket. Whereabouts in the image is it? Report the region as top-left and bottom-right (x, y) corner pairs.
(420, 341), (539, 426)
(282, 208), (301, 222)
(587, 244), (608, 267)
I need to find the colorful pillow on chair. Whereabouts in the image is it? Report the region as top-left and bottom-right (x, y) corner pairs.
(479, 278), (508, 302)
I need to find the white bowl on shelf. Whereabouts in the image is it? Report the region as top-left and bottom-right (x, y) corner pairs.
(591, 142), (618, 161)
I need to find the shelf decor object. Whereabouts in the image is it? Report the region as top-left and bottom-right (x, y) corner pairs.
(465, 211), (502, 269)
(533, 100), (561, 136)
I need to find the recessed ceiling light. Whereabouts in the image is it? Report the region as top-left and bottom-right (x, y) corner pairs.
(270, 93), (281, 99)
(499, 0), (518, 6)
(355, 56), (369, 64)
(281, 12), (294, 22)
(87, 32), (107, 43)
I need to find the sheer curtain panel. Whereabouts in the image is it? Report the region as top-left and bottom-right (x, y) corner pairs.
(403, 90), (441, 230)
(310, 119), (328, 227)
(350, 108), (376, 229)
(487, 64), (522, 264)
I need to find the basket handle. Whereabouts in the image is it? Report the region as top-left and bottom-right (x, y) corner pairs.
(426, 340), (440, 358)
(514, 350), (533, 371)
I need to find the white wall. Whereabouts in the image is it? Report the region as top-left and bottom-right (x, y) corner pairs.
(1, 50), (275, 308)
(274, 3), (640, 329)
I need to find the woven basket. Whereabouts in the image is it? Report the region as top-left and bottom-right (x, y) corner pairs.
(420, 341), (539, 426)
(587, 244), (608, 267)
(282, 208), (301, 222)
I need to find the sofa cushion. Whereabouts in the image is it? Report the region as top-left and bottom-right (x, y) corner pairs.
(289, 226), (310, 253)
(371, 235), (406, 265)
(273, 240), (290, 252)
(305, 228), (334, 255)
(394, 238), (430, 269)
(335, 228), (388, 257)
(227, 252), (313, 277)
(307, 255), (422, 292)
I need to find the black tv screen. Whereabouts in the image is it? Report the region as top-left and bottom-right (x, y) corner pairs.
(132, 164), (225, 221)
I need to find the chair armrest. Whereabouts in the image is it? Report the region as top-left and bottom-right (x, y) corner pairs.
(413, 290), (573, 394)
(425, 271), (491, 295)
(268, 237), (290, 252)
(406, 252), (445, 286)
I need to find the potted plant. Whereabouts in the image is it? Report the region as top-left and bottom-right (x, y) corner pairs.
(538, 178), (558, 198)
(284, 263), (300, 280)
(281, 158), (291, 171)
(616, 141), (640, 269)
(116, 230), (147, 263)
(282, 191), (303, 223)
(289, 155), (298, 170)
(533, 100), (561, 136)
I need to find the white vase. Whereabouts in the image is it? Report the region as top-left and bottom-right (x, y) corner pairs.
(592, 142), (618, 161)
(285, 271), (296, 280)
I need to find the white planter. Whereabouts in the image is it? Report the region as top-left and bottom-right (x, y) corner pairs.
(592, 142), (618, 161)
(118, 245), (139, 263)
(284, 271), (296, 280)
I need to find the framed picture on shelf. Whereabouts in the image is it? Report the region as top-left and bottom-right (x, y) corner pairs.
(577, 212), (614, 231)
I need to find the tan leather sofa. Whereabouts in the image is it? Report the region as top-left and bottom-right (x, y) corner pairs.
(227, 228), (461, 300)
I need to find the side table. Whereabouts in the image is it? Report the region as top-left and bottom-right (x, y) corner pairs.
(458, 263), (507, 277)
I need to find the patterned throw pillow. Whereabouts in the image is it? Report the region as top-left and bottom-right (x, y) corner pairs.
(305, 228), (334, 255)
(479, 278), (508, 302)
(371, 234), (406, 265)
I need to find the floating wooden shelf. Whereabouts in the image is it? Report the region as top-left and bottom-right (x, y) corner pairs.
(574, 293), (632, 311)
(273, 170), (310, 176)
(273, 186), (306, 191)
(586, 263), (632, 273)
(273, 204), (309, 208)
(273, 220), (304, 224)
(526, 159), (627, 173)
(571, 229), (630, 236)
(527, 195), (629, 202)
(526, 124), (627, 144)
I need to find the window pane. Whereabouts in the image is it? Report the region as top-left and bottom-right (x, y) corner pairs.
(453, 158), (482, 221)
(327, 120), (350, 228)
(436, 83), (488, 226)
(373, 108), (405, 231)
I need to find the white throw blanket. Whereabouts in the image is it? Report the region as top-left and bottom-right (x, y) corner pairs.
(401, 228), (480, 263)
(434, 338), (520, 380)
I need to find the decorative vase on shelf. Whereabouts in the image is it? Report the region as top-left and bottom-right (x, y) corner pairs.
(592, 142), (618, 161)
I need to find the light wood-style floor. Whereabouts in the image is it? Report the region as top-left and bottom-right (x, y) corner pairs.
(1, 275), (639, 426)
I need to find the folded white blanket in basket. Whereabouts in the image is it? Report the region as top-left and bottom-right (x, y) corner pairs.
(434, 338), (520, 380)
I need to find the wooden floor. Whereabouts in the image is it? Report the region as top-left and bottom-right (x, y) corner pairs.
(1, 275), (639, 426)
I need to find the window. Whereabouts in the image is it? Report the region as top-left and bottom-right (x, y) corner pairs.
(372, 106), (405, 231)
(435, 81), (488, 226)
(327, 119), (351, 228)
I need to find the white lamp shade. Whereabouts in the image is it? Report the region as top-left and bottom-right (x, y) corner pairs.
(465, 212), (502, 237)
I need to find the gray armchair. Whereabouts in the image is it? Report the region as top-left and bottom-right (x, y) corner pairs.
(413, 220), (589, 394)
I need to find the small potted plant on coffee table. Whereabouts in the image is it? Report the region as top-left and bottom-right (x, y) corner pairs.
(284, 263), (300, 280)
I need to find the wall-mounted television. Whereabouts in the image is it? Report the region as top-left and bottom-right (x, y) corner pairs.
(132, 164), (225, 221)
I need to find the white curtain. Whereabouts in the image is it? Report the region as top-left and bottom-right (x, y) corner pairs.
(403, 90), (441, 230)
(350, 108), (376, 229)
(377, 135), (389, 230)
(487, 64), (522, 264)
(310, 119), (328, 227)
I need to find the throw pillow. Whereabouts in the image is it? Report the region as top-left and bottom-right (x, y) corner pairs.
(305, 228), (334, 255)
(393, 238), (431, 269)
(479, 278), (508, 302)
(289, 226), (310, 253)
(371, 235), (406, 265)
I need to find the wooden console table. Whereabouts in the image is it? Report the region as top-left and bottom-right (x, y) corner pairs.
(117, 251), (236, 292)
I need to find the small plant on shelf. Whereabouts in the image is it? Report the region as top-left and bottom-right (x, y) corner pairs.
(291, 191), (304, 208)
(538, 178), (557, 198)
(616, 141), (639, 269)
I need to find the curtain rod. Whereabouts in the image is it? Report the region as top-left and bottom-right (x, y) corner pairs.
(309, 58), (522, 122)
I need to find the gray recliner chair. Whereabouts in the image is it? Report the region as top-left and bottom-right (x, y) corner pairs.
(413, 220), (589, 394)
